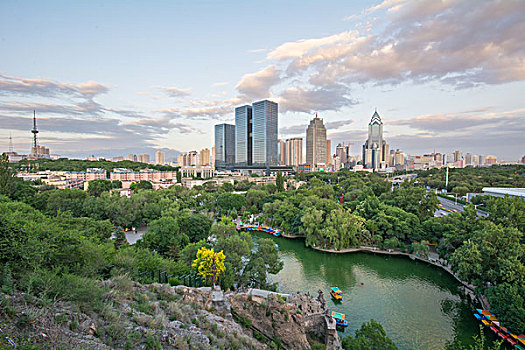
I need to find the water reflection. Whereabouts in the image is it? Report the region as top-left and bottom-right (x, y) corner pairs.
(254, 232), (478, 350)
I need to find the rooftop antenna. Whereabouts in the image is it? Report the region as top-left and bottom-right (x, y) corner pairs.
(8, 133), (13, 152)
(31, 110), (39, 156)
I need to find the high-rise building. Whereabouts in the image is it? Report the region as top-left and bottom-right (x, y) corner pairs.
(127, 154), (137, 162)
(453, 150), (463, 162)
(285, 138), (303, 167)
(138, 153), (150, 163)
(182, 151), (199, 166)
(362, 110), (389, 170)
(252, 100), (278, 166)
(336, 143), (352, 168)
(326, 139), (332, 165)
(200, 148), (211, 166)
(235, 105), (253, 166)
(155, 151), (165, 165)
(214, 123), (235, 168)
(306, 116), (327, 166)
(278, 139), (286, 165)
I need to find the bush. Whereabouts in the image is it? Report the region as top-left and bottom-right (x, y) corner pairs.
(168, 277), (181, 286)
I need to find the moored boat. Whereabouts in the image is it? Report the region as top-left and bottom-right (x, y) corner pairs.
(330, 287), (343, 300)
(331, 311), (349, 327)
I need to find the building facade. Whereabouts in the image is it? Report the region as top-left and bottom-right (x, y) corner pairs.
(285, 138), (303, 167)
(214, 123), (235, 168)
(200, 148), (211, 166)
(138, 153), (150, 163)
(306, 116), (327, 166)
(252, 100), (278, 166)
(155, 151), (165, 165)
(235, 105), (253, 166)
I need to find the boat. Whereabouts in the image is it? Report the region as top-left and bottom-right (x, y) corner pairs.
(473, 313), (482, 320)
(481, 320), (491, 326)
(331, 311), (349, 327)
(330, 287), (343, 300)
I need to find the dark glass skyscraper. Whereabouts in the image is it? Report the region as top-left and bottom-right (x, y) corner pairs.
(252, 100), (278, 166)
(214, 123), (235, 168)
(235, 105), (252, 166)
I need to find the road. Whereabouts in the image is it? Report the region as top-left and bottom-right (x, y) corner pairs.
(435, 196), (489, 217)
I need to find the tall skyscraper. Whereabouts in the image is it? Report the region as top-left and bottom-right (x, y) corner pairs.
(362, 110), (389, 170)
(155, 151), (165, 165)
(278, 139), (286, 165)
(285, 138), (303, 167)
(215, 123), (235, 168)
(235, 105), (252, 166)
(306, 116), (327, 166)
(252, 100), (278, 166)
(138, 153), (150, 163)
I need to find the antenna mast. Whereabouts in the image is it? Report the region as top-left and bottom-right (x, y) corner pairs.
(31, 110), (39, 157)
(8, 133), (13, 152)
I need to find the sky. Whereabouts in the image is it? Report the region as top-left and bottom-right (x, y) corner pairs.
(1, 0), (524, 161)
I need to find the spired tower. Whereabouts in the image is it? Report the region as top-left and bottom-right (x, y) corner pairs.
(362, 110), (388, 170)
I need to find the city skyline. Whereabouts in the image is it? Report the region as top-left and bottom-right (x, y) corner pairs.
(1, 0), (524, 160)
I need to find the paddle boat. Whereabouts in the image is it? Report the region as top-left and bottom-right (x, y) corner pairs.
(331, 311), (349, 327)
(330, 287), (343, 301)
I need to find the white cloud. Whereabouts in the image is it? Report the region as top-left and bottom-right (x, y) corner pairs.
(235, 65), (281, 98)
(157, 86), (192, 98)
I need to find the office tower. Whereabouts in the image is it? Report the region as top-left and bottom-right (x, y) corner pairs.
(252, 100), (278, 166)
(278, 139), (286, 165)
(138, 153), (150, 163)
(285, 138), (303, 167)
(214, 123), (235, 168)
(336, 143), (352, 168)
(453, 150), (463, 162)
(127, 154), (137, 162)
(200, 148), (211, 166)
(362, 110), (389, 170)
(465, 153), (473, 166)
(235, 105), (253, 166)
(211, 146), (215, 168)
(326, 139), (332, 165)
(306, 116), (327, 166)
(155, 151), (165, 165)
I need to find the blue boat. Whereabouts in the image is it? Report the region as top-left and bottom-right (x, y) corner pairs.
(331, 311), (349, 327)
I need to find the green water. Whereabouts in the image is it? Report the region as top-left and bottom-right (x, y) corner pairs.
(253, 232), (480, 350)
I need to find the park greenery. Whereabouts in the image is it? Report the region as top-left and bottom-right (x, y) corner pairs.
(414, 164), (525, 193)
(13, 157), (179, 173)
(1, 153), (524, 343)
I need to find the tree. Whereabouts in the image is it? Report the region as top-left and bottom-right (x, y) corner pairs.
(178, 211), (213, 242)
(485, 283), (525, 335)
(276, 171), (284, 192)
(140, 216), (189, 258)
(452, 186), (470, 197)
(87, 179), (113, 197)
(192, 247), (226, 285)
(129, 180), (153, 191)
(0, 153), (16, 198)
(114, 228), (129, 250)
(176, 170), (182, 183)
(486, 195), (525, 232)
(342, 319), (397, 350)
(448, 223), (524, 288)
